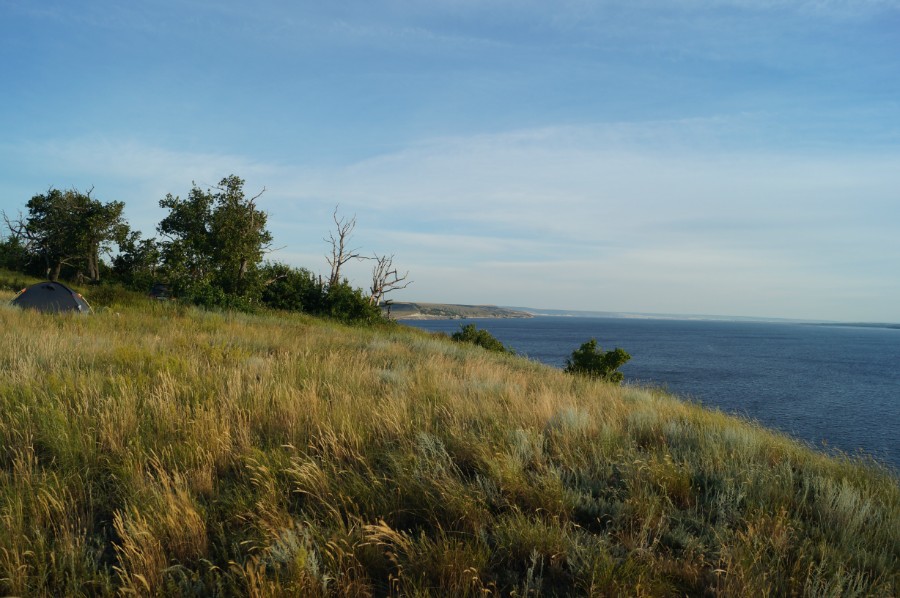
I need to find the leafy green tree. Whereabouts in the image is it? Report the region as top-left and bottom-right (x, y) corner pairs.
(112, 231), (162, 291)
(451, 323), (513, 354)
(79, 196), (130, 281)
(158, 182), (216, 292)
(208, 175), (273, 296)
(158, 175), (272, 302)
(0, 233), (29, 273)
(4, 188), (128, 281)
(564, 339), (631, 383)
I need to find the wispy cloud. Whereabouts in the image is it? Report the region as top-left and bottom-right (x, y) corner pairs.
(16, 137), (278, 183)
(280, 119), (900, 318)
(687, 0), (900, 17)
(0, 136), (285, 229)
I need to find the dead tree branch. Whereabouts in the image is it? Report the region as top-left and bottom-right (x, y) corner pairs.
(325, 207), (364, 287)
(369, 253), (412, 305)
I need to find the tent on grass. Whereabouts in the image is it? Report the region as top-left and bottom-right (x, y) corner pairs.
(148, 282), (172, 300)
(11, 281), (92, 313)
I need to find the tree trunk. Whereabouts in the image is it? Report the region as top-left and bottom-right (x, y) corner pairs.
(88, 245), (100, 282)
(50, 262), (62, 281)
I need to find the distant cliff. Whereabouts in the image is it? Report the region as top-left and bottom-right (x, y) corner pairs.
(385, 302), (532, 320)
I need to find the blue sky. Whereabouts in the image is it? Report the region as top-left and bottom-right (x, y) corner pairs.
(2, 0), (899, 321)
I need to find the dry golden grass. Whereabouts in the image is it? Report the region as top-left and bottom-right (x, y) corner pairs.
(0, 292), (897, 596)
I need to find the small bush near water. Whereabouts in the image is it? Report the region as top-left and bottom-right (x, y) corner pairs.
(451, 322), (514, 354)
(565, 338), (631, 384)
(0, 299), (897, 596)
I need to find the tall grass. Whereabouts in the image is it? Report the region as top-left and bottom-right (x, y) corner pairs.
(0, 292), (897, 596)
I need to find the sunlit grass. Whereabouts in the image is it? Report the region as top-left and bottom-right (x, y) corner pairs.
(0, 284), (897, 596)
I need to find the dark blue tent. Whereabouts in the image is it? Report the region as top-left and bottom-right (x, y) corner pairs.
(11, 281), (91, 313)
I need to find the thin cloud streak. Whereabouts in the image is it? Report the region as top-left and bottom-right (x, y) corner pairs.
(274, 123), (898, 320)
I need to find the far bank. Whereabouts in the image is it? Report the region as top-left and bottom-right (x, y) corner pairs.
(386, 301), (532, 320)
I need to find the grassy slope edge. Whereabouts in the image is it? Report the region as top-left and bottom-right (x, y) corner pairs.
(0, 287), (898, 596)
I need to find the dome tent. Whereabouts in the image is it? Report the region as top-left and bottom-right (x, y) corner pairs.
(148, 282), (172, 300)
(11, 281), (91, 313)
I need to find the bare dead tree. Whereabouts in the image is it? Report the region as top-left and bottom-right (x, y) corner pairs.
(325, 207), (364, 287)
(2, 210), (27, 242)
(369, 253), (412, 306)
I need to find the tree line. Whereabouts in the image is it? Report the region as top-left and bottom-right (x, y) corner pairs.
(0, 175), (408, 323)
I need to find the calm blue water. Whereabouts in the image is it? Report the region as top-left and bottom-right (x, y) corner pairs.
(405, 317), (900, 471)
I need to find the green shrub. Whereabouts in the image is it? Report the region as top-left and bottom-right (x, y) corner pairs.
(323, 281), (384, 325)
(451, 323), (513, 354)
(80, 282), (149, 309)
(564, 338), (630, 383)
(187, 283), (258, 312)
(259, 263), (325, 313)
(259, 264), (384, 326)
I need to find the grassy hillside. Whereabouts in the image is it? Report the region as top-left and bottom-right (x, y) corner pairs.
(1, 288), (898, 596)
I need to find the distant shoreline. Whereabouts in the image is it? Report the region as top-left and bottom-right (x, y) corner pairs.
(389, 303), (900, 328)
(385, 302), (532, 320)
(808, 322), (900, 331)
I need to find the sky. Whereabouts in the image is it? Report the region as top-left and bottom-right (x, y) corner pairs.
(1, 0), (899, 322)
